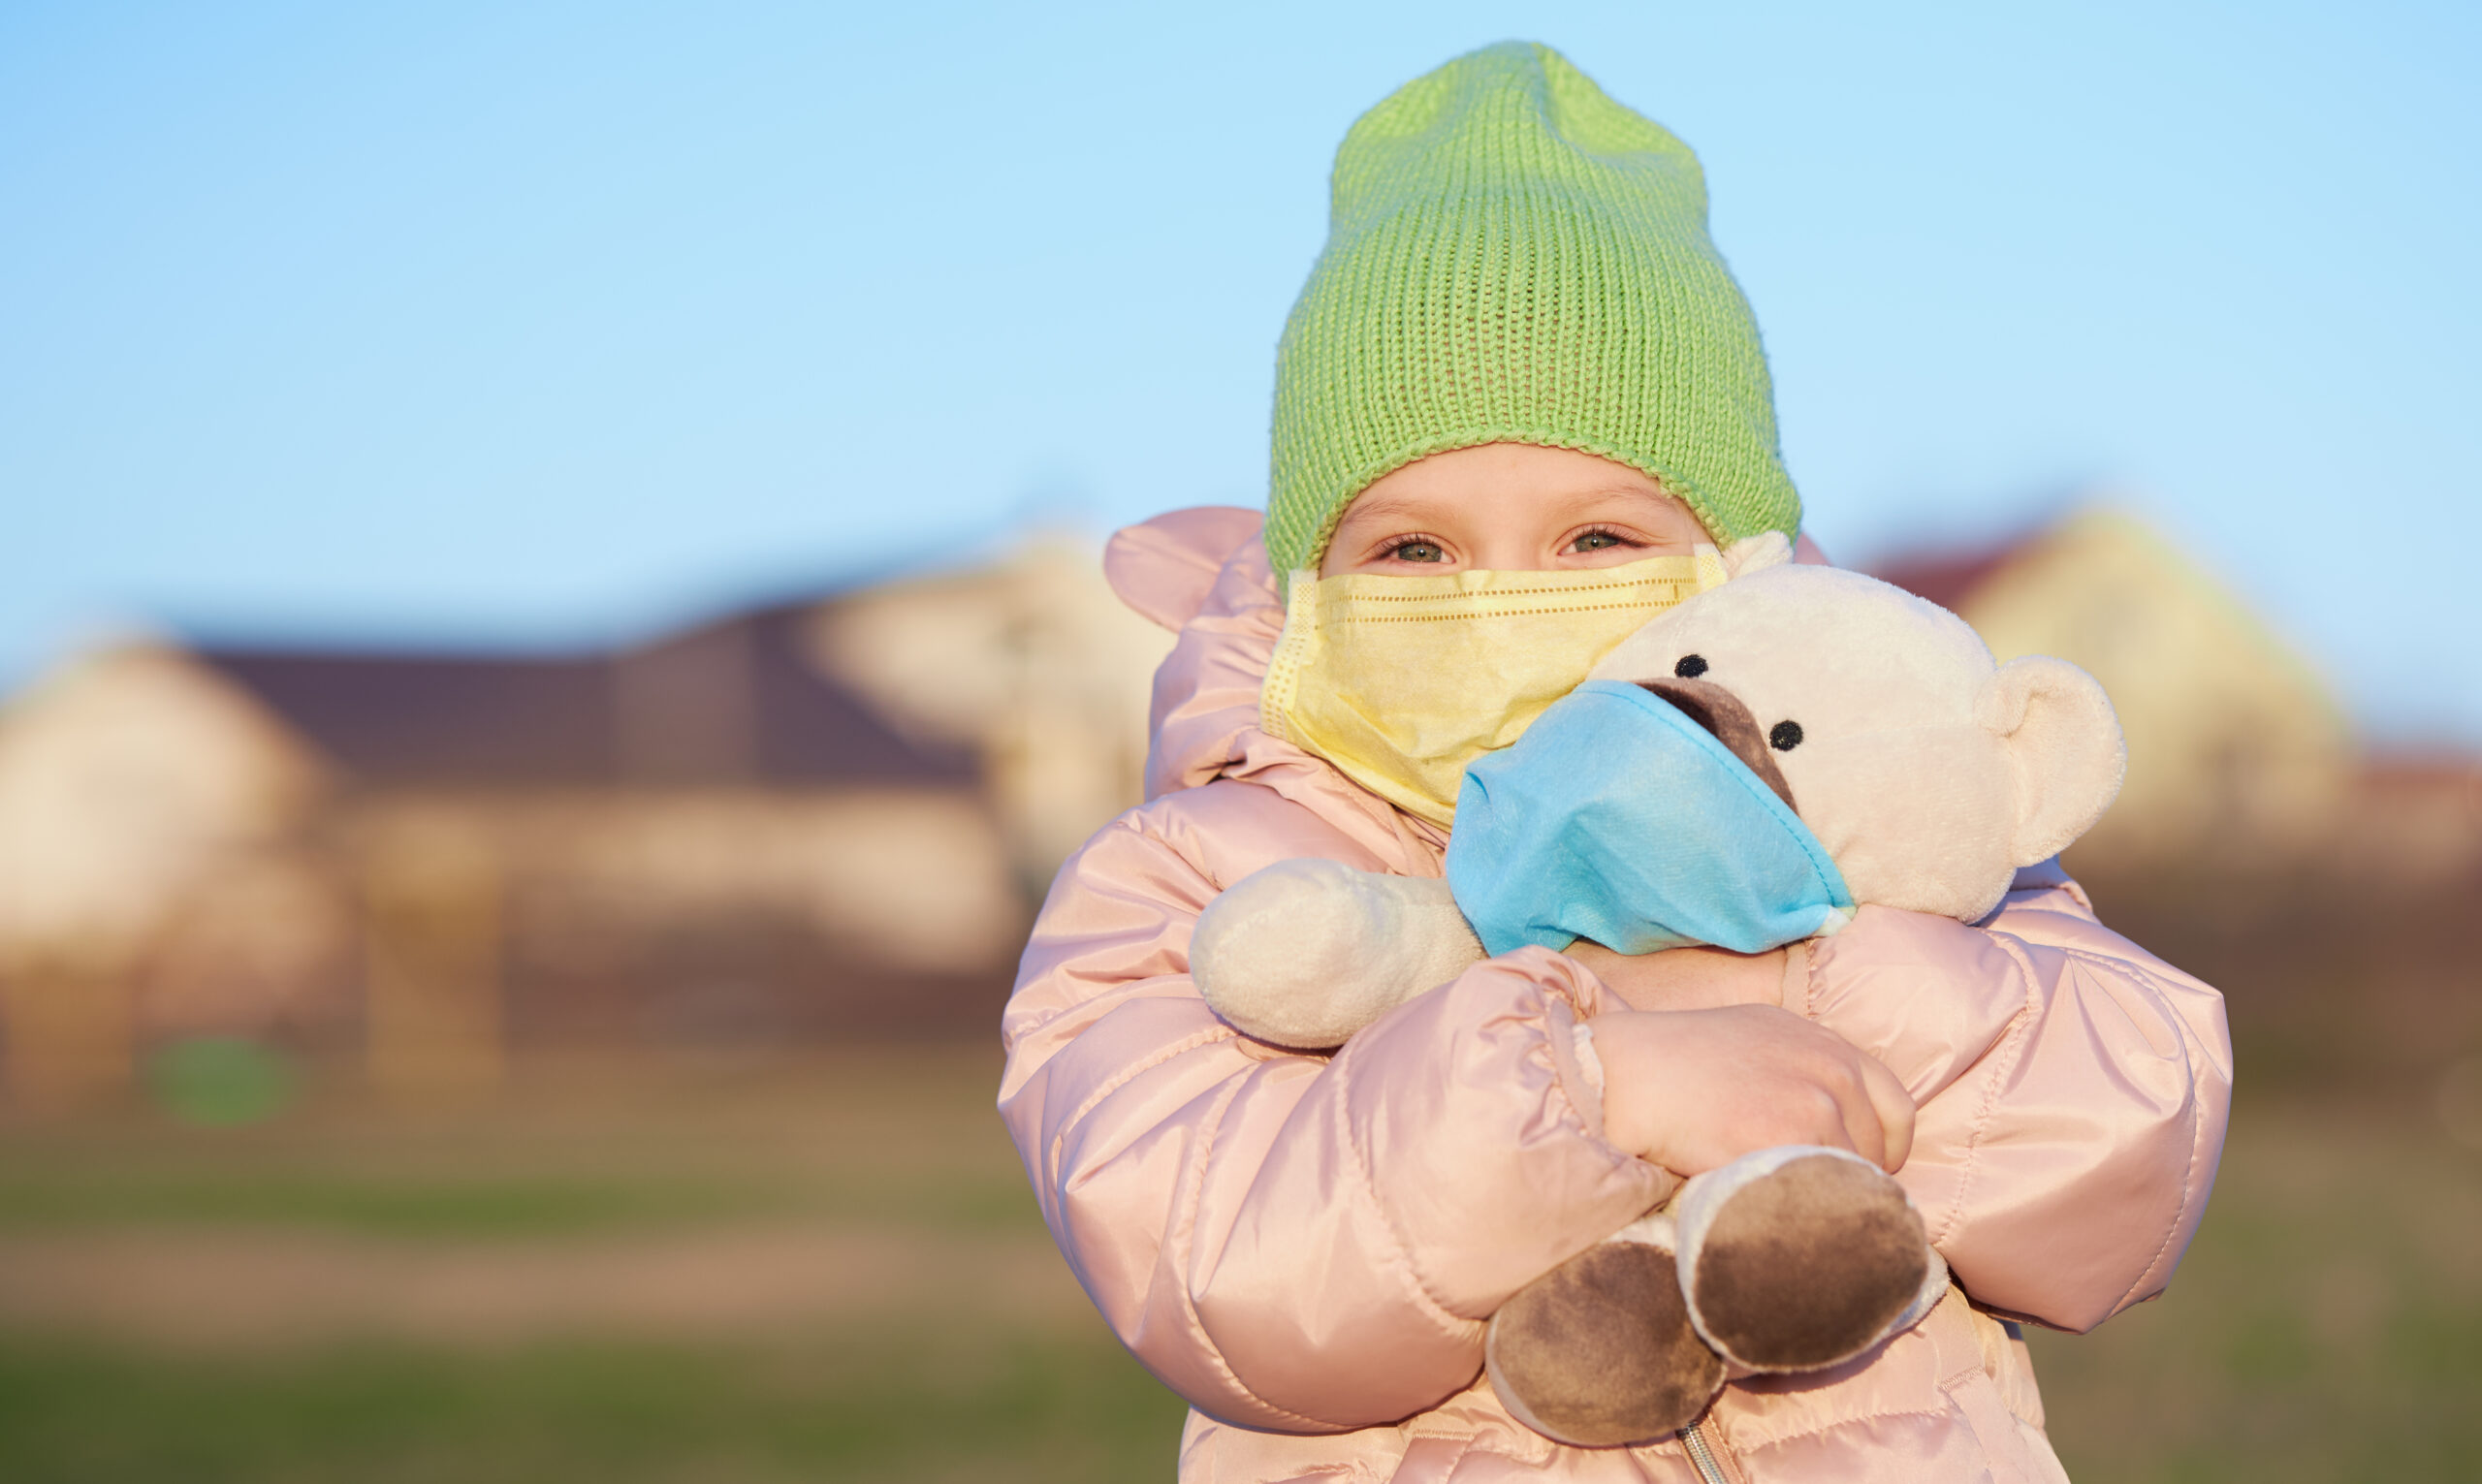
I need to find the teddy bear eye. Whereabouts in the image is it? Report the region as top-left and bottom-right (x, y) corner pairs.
(1769, 721), (1803, 751)
(1674, 654), (1708, 679)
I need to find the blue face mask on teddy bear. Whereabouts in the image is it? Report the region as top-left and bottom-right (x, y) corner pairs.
(1445, 678), (1855, 959)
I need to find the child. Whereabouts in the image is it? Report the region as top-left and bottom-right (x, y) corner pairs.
(1000, 42), (2230, 1483)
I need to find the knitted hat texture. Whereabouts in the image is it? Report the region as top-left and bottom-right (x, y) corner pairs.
(1266, 42), (1801, 585)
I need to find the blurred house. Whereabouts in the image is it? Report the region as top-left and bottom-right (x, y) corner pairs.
(1874, 507), (2358, 869)
(0, 536), (1170, 1110)
(807, 534), (1176, 887)
(0, 642), (330, 1109)
(11, 509), (2466, 1112)
(2335, 753), (2482, 881)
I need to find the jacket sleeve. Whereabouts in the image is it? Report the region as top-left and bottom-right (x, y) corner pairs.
(1797, 878), (2234, 1332)
(999, 781), (1671, 1432)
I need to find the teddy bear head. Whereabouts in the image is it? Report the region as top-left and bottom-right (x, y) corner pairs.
(1585, 553), (2126, 925)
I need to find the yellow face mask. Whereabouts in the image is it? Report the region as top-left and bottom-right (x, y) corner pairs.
(1260, 550), (1729, 825)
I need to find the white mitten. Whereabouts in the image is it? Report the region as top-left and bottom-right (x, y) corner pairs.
(1191, 859), (1485, 1049)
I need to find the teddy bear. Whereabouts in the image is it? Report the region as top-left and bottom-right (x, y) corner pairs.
(1187, 535), (2126, 1446)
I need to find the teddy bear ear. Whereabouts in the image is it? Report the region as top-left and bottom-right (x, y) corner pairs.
(1722, 530), (1794, 578)
(1974, 655), (2129, 866)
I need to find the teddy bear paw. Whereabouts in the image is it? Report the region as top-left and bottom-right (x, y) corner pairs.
(1675, 1146), (1941, 1373)
(1485, 1220), (1725, 1448)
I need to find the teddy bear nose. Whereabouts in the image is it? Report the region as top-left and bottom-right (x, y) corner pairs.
(1636, 678), (1798, 812)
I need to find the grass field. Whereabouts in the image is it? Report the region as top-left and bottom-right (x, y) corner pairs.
(0, 1046), (2474, 1482)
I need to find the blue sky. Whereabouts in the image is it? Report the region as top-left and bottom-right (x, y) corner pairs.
(6, 1), (2478, 740)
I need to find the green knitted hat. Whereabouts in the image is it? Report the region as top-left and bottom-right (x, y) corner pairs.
(1266, 42), (1800, 586)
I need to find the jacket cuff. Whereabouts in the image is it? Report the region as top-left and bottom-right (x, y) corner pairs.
(1780, 938), (1814, 1020)
(1560, 1020), (1607, 1132)
(1530, 952), (1617, 1144)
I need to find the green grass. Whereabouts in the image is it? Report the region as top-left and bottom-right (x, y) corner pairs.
(2033, 1094), (2482, 1482)
(0, 1329), (1187, 1484)
(0, 1051), (2475, 1481)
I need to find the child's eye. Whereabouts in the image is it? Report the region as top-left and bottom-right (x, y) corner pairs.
(1386, 538), (1448, 563)
(1567, 526), (1637, 553)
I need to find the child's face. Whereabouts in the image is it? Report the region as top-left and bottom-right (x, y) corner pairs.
(1319, 442), (1712, 578)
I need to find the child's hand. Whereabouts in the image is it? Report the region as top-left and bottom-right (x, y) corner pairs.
(1565, 941), (1788, 1012)
(1588, 1005), (1917, 1176)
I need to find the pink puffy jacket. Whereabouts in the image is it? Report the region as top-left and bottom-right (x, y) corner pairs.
(999, 509), (2233, 1483)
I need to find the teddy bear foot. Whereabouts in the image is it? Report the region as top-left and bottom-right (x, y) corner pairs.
(1675, 1146), (1945, 1373)
(1485, 1218), (1725, 1448)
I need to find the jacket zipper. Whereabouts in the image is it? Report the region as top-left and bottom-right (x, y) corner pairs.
(1679, 1419), (1731, 1484)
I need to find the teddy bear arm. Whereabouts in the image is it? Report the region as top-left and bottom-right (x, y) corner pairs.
(1190, 859), (1484, 1050)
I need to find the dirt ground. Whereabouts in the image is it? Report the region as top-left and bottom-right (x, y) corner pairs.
(0, 1221), (1092, 1349)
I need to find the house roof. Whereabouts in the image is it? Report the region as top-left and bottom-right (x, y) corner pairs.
(1866, 540), (2029, 614)
(200, 605), (975, 789)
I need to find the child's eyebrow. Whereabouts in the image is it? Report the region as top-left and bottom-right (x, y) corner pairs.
(1337, 480), (1679, 533)
(1555, 484), (1679, 511)
(1334, 490), (1441, 527)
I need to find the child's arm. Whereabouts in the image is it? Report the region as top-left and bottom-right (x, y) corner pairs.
(1794, 871), (2234, 1332)
(1001, 779), (1664, 1431)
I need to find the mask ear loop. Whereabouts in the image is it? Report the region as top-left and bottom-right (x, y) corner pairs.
(1257, 570), (1324, 742)
(1722, 530), (1795, 577)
